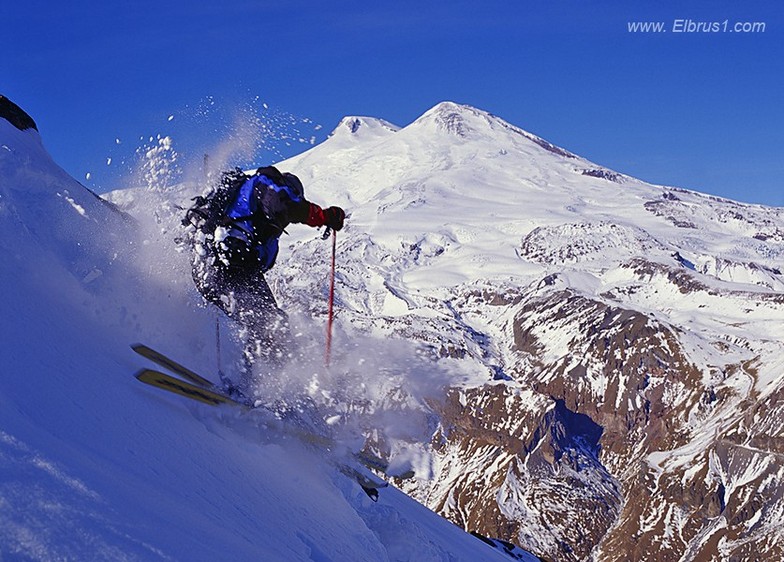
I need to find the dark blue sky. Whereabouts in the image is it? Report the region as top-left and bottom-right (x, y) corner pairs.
(3, 1), (782, 205)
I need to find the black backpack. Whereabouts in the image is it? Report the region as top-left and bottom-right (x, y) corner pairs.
(182, 167), (249, 235)
(184, 166), (298, 270)
(184, 167), (289, 269)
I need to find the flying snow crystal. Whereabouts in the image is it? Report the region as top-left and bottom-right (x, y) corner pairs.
(93, 95), (322, 187)
(85, 172), (91, 180)
(138, 135), (180, 191)
(63, 193), (87, 217)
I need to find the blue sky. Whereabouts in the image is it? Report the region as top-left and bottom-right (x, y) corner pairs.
(3, 0), (782, 205)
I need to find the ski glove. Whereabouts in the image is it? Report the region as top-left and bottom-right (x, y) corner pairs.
(306, 204), (345, 231)
(324, 206), (345, 231)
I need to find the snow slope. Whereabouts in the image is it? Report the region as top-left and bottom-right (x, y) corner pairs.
(0, 113), (517, 561)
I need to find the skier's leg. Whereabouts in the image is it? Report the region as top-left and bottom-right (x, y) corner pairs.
(240, 270), (291, 369)
(192, 260), (261, 394)
(192, 258), (289, 391)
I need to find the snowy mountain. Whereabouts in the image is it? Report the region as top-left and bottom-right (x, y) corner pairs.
(257, 101), (783, 561)
(107, 100), (784, 561)
(0, 97), (525, 561)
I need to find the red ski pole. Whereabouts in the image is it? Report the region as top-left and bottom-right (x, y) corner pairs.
(325, 229), (337, 367)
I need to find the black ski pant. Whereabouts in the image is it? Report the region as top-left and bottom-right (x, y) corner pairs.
(192, 260), (289, 378)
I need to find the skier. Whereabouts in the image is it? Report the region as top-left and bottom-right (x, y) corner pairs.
(187, 165), (345, 392)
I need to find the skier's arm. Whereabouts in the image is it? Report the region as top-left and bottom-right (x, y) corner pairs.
(291, 200), (345, 231)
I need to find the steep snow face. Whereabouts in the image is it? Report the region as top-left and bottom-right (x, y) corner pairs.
(0, 113), (515, 561)
(0, 120), (127, 283)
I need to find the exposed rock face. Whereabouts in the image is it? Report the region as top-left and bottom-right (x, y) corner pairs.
(0, 96), (38, 131)
(394, 267), (783, 561)
(423, 386), (622, 561)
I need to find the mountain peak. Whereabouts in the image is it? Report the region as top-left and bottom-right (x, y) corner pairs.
(410, 101), (576, 159)
(329, 115), (400, 140)
(423, 100), (483, 117)
(413, 101), (485, 137)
